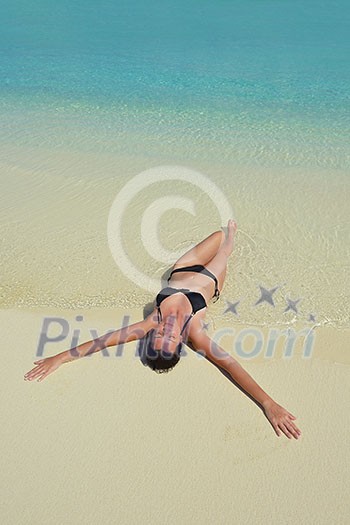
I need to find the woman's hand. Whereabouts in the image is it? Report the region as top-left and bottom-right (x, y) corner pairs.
(263, 400), (301, 439)
(24, 356), (63, 383)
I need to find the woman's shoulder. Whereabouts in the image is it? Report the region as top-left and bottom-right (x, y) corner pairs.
(144, 307), (159, 331)
(187, 308), (207, 341)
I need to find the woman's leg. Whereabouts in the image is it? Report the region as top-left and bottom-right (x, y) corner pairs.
(172, 229), (225, 270)
(204, 220), (237, 292)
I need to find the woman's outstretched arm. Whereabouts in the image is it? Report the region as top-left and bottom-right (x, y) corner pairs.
(189, 331), (301, 440)
(24, 312), (156, 382)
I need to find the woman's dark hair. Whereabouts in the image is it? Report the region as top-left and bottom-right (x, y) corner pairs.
(142, 329), (182, 374)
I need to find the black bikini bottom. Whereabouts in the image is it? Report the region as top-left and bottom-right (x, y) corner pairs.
(167, 264), (220, 301)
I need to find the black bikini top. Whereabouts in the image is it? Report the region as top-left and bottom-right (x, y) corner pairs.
(155, 287), (207, 335)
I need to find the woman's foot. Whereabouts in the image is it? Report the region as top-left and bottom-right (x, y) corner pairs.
(227, 219), (238, 238)
(223, 219), (237, 255)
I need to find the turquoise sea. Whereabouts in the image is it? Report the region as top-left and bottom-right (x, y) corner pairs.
(1, 0), (349, 327)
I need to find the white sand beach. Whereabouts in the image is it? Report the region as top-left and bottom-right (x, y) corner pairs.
(2, 306), (349, 524)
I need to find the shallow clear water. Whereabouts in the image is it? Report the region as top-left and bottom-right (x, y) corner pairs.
(1, 0), (350, 168)
(1, 1), (349, 327)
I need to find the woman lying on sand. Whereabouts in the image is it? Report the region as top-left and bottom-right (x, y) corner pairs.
(24, 219), (301, 440)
